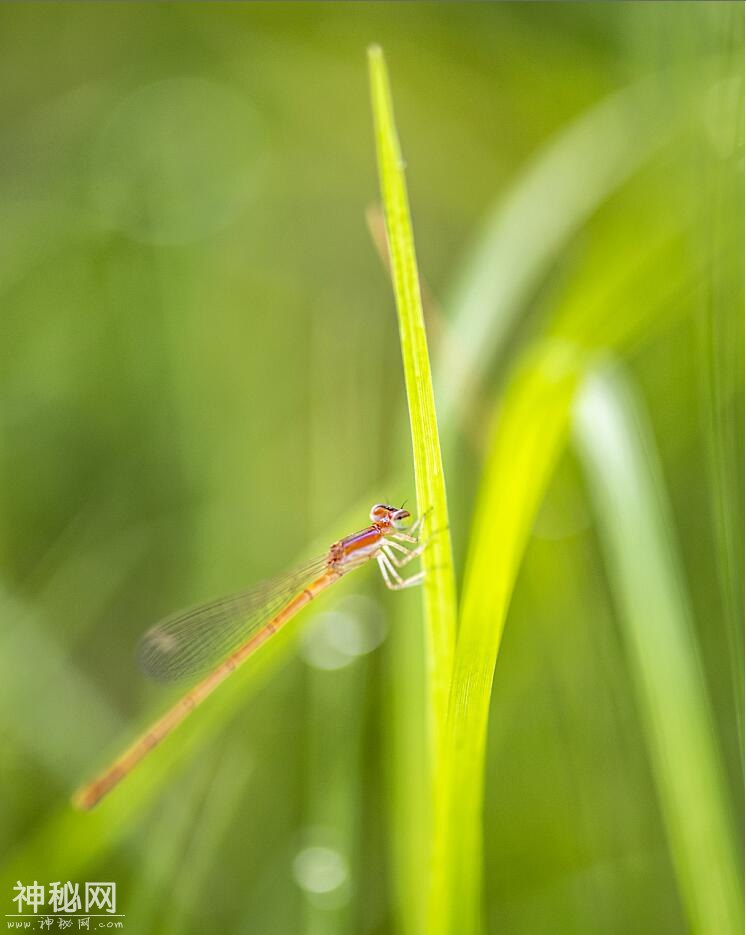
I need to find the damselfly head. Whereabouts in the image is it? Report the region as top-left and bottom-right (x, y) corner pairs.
(370, 503), (411, 530)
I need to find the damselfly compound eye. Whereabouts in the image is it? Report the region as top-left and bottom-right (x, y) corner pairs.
(392, 509), (411, 530)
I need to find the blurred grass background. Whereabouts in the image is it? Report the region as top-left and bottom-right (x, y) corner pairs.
(0, 3), (742, 934)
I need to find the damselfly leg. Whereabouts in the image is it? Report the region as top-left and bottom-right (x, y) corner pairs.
(375, 507), (430, 588)
(376, 550), (426, 590)
(382, 538), (428, 567)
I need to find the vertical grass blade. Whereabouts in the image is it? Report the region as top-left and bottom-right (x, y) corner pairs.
(573, 364), (742, 935)
(368, 45), (458, 935)
(367, 47), (457, 737)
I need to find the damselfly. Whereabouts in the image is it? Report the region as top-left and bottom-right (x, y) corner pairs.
(73, 503), (426, 810)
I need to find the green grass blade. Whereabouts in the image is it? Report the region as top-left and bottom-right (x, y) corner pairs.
(368, 46), (456, 760)
(437, 79), (663, 432)
(573, 364), (742, 935)
(367, 46), (457, 754)
(437, 341), (584, 935)
(437, 69), (736, 446)
(383, 590), (429, 935)
(368, 45), (459, 935)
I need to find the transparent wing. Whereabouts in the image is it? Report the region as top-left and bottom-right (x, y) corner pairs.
(138, 554), (330, 683)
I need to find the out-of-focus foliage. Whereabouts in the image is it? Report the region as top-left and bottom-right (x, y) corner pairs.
(0, 4), (741, 935)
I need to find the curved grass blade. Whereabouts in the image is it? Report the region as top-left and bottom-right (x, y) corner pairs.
(573, 364), (742, 935)
(436, 79), (664, 433)
(438, 341), (584, 935)
(436, 68), (738, 440)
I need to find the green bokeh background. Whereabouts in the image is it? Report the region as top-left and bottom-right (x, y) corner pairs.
(0, 3), (742, 934)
